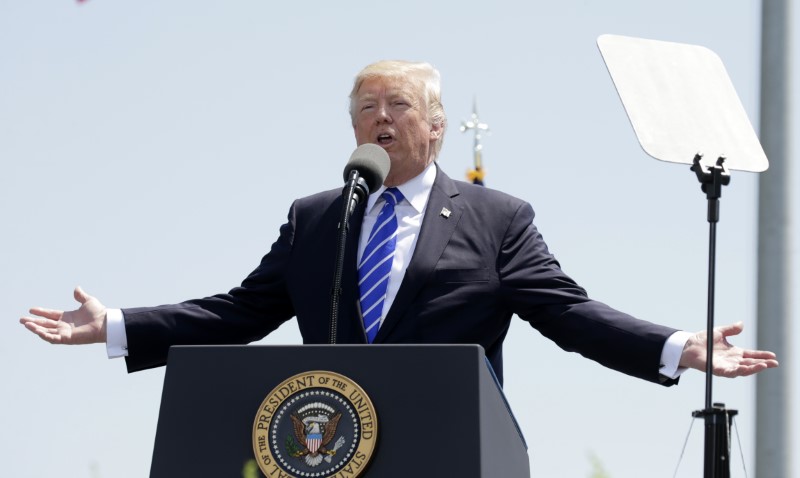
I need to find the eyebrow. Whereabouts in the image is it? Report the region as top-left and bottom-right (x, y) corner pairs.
(357, 93), (378, 102)
(357, 90), (415, 105)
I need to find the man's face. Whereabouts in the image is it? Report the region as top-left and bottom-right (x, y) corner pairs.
(352, 76), (443, 187)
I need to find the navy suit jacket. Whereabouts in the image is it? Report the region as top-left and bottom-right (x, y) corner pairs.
(123, 166), (677, 385)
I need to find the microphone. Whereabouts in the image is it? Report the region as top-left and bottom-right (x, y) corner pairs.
(341, 143), (391, 212)
(329, 144), (390, 344)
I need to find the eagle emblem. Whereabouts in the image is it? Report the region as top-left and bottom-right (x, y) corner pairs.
(287, 402), (346, 467)
(253, 372), (376, 478)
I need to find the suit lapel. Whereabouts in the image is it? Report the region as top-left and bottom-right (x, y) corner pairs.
(374, 166), (462, 342)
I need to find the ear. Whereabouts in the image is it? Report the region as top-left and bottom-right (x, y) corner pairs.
(429, 121), (444, 141)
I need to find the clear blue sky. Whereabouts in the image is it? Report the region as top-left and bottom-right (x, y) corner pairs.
(2, 1), (797, 477)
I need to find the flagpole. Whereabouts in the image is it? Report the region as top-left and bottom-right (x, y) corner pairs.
(460, 97), (490, 185)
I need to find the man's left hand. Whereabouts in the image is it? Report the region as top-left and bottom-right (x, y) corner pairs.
(679, 322), (779, 377)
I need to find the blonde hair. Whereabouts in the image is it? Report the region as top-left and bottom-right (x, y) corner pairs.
(349, 60), (447, 159)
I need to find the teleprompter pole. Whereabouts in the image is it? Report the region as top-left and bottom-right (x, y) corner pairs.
(689, 154), (738, 478)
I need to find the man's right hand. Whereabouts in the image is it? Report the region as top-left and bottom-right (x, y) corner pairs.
(20, 287), (107, 344)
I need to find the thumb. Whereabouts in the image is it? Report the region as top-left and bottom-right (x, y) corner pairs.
(73, 286), (91, 304)
(718, 321), (744, 338)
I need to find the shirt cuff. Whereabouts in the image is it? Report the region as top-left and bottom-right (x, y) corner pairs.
(105, 308), (129, 358)
(659, 330), (694, 379)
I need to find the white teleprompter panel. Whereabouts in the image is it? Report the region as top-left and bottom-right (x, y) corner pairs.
(598, 34), (768, 173)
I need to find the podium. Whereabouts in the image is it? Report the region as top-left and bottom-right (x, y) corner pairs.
(149, 344), (530, 477)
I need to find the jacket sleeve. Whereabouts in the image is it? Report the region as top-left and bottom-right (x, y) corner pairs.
(499, 201), (678, 385)
(122, 202), (299, 373)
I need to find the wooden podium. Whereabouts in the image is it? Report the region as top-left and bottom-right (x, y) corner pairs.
(149, 345), (530, 477)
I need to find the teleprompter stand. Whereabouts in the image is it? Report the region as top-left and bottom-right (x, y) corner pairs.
(690, 154), (738, 478)
(598, 34), (769, 477)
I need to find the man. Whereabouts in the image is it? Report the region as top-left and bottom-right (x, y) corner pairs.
(20, 60), (778, 384)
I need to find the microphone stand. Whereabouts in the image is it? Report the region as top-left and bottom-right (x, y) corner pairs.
(689, 153), (738, 478)
(329, 170), (368, 344)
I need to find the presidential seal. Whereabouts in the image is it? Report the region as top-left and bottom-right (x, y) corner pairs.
(252, 371), (378, 478)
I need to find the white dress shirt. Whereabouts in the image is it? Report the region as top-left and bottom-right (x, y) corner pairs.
(356, 161), (436, 330)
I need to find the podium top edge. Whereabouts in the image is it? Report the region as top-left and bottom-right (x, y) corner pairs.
(169, 344), (486, 352)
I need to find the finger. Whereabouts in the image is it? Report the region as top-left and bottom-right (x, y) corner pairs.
(721, 362), (770, 378)
(74, 286), (91, 304)
(20, 316), (61, 329)
(736, 357), (780, 368)
(742, 349), (778, 360)
(27, 307), (64, 320)
(750, 358), (780, 368)
(22, 321), (66, 344)
(717, 321), (744, 338)
(714, 362), (760, 378)
(716, 358), (780, 378)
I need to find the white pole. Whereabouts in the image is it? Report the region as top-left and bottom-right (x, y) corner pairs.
(756, 1), (794, 477)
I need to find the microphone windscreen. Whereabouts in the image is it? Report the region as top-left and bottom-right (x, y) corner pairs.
(343, 143), (391, 193)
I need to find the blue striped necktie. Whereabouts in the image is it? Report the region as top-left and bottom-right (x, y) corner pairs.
(358, 188), (404, 343)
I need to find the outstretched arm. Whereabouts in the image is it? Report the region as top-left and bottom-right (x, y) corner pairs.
(680, 322), (778, 377)
(20, 287), (107, 345)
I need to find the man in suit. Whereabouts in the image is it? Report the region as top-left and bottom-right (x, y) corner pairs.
(20, 60), (778, 384)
